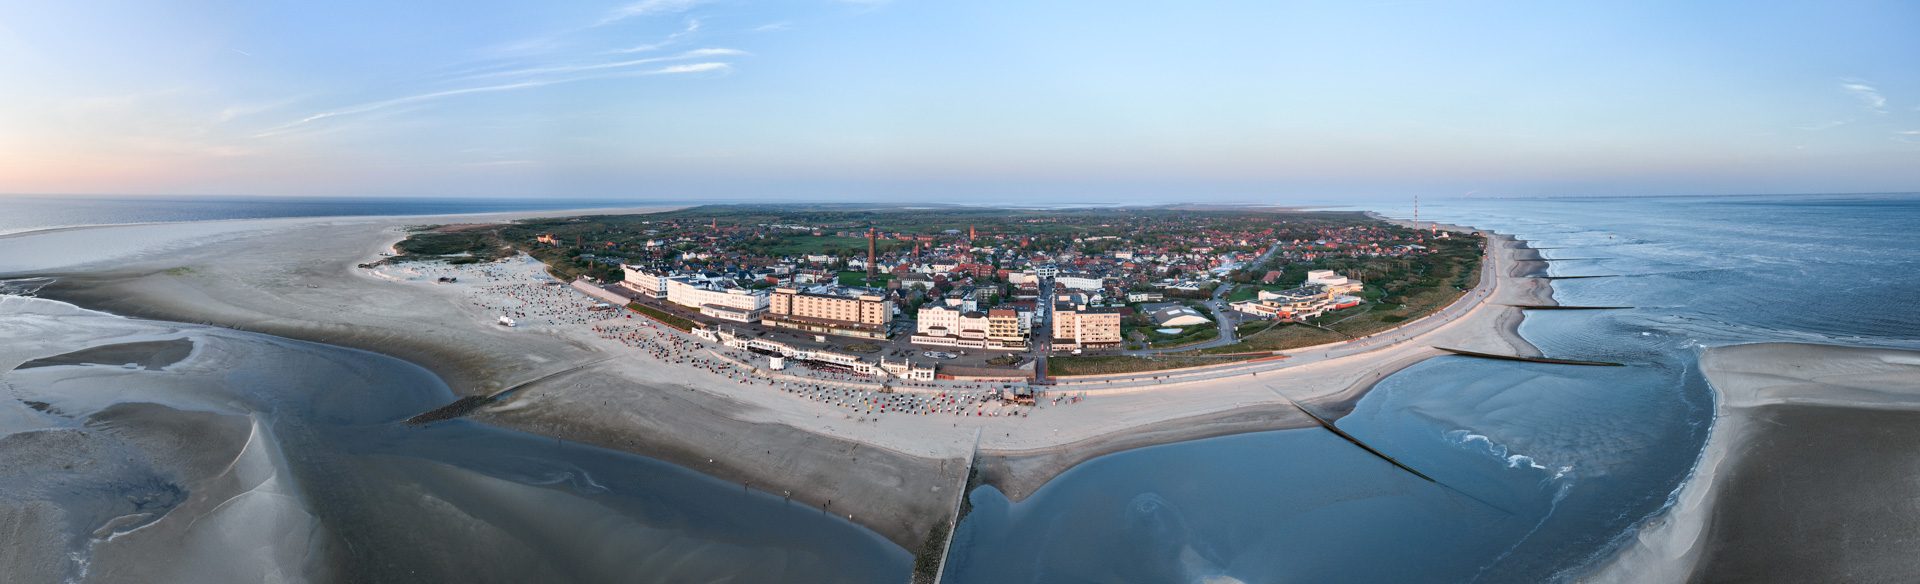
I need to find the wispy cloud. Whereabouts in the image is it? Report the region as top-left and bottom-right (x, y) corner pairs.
(257, 63), (728, 137)
(609, 19), (701, 53)
(654, 62), (730, 74)
(598, 0), (710, 26)
(257, 82), (549, 137)
(1798, 120), (1847, 131)
(465, 48), (745, 80)
(1898, 130), (1920, 135)
(754, 22), (792, 32)
(1840, 80), (1887, 113)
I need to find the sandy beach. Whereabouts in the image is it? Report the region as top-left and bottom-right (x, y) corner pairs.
(8, 207), (1546, 550)
(1581, 342), (1920, 583)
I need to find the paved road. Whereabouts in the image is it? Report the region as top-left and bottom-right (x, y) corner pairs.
(1031, 280), (1054, 384)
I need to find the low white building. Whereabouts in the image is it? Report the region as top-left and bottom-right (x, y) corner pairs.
(1151, 306), (1212, 327)
(1055, 272), (1105, 291)
(1305, 270), (1365, 294)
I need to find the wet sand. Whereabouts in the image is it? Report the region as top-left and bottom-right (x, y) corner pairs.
(15, 339), (195, 371)
(1581, 343), (1920, 583)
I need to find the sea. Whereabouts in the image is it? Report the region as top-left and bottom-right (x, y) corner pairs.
(3, 193), (1918, 582)
(0, 195), (684, 237)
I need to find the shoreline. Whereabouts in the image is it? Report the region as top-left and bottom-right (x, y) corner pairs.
(1581, 342), (1920, 583)
(7, 207), (1541, 550)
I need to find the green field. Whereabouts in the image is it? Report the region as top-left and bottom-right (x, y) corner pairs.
(628, 303), (700, 331)
(764, 236), (870, 255)
(1048, 354), (1259, 376)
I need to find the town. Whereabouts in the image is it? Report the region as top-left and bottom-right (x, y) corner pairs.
(388, 205), (1485, 381)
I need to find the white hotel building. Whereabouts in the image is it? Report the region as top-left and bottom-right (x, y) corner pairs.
(620, 265), (769, 323)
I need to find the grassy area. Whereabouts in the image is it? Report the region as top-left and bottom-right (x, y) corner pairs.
(1234, 320), (1274, 336)
(1187, 285), (1469, 355)
(1189, 323), (1346, 354)
(628, 302), (700, 331)
(1125, 323), (1217, 348)
(838, 270), (895, 287)
(1048, 354), (1259, 376)
(389, 229), (515, 263)
(1146, 326), (1218, 348)
(1224, 283), (1296, 303)
(762, 235), (872, 255)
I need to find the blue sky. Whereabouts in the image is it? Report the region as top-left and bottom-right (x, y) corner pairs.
(1, 0), (1916, 203)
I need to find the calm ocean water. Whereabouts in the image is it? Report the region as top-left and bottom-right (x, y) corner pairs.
(943, 194), (1920, 583)
(0, 195), (681, 236)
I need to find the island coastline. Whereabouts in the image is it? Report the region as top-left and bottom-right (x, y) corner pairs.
(12, 206), (1543, 551)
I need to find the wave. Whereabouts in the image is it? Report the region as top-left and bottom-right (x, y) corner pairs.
(1444, 429), (1573, 477)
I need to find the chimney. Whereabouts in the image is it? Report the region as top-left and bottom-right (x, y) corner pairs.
(867, 228), (878, 280)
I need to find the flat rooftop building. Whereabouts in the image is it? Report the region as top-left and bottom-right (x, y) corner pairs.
(1052, 303), (1123, 349)
(763, 285), (894, 339)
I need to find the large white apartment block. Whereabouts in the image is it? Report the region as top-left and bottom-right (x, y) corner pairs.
(664, 277), (769, 323)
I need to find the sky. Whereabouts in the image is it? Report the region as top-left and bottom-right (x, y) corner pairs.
(0, 0), (1916, 203)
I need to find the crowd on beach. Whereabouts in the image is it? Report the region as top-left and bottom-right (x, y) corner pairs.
(468, 282), (619, 326)
(590, 319), (1079, 420)
(371, 258), (522, 284)
(373, 256), (624, 327)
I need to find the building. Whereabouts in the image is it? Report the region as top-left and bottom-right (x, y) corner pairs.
(913, 305), (1027, 350)
(912, 305), (985, 348)
(702, 327), (934, 380)
(1055, 272), (1105, 291)
(987, 309), (1026, 349)
(1125, 292), (1164, 303)
(618, 265), (671, 298)
(896, 272), (934, 290)
(665, 277), (769, 323)
(762, 286), (894, 339)
(1305, 270), (1365, 294)
(1052, 304), (1123, 349)
(1229, 284), (1362, 321)
(1151, 305), (1212, 327)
